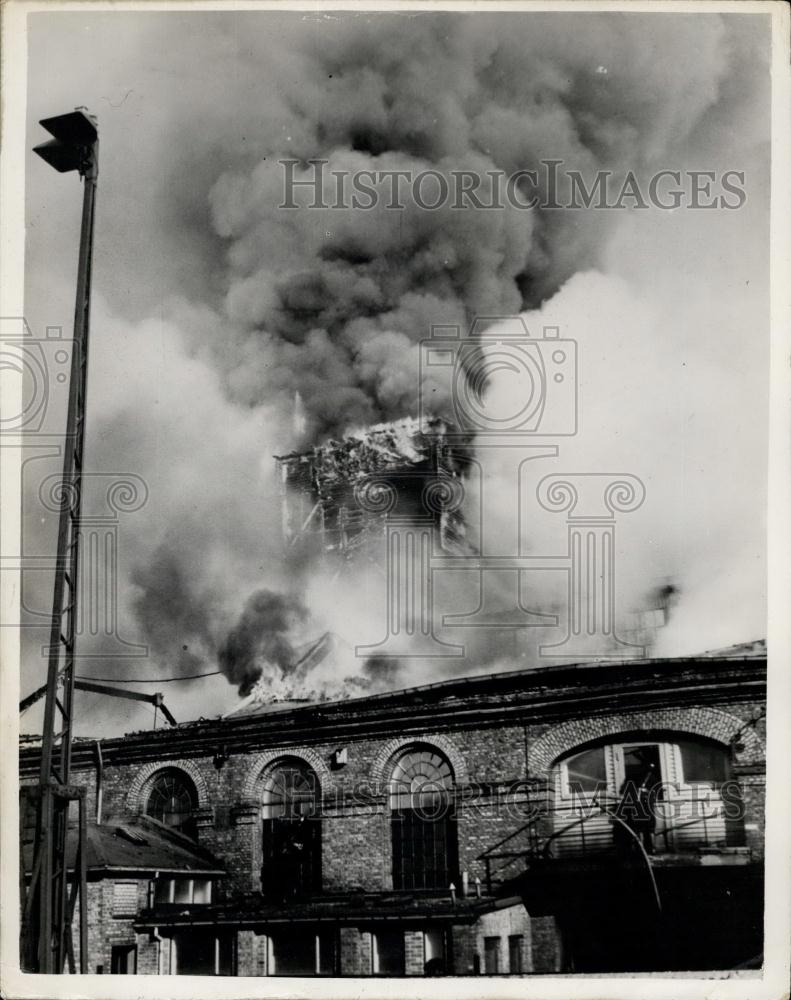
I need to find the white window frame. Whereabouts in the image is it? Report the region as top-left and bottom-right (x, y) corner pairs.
(558, 744), (616, 804)
(555, 738), (730, 853)
(612, 741), (674, 794)
(150, 876), (213, 906)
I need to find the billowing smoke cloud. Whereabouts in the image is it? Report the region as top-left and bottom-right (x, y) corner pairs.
(131, 544), (218, 674)
(204, 13), (754, 444)
(21, 12), (769, 730)
(218, 589), (308, 694)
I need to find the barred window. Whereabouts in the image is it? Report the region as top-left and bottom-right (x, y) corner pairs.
(390, 749), (454, 812)
(390, 746), (458, 891)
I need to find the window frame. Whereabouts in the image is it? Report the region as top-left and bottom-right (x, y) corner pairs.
(144, 767), (198, 834)
(149, 877), (212, 906)
(389, 746), (459, 892)
(110, 943), (137, 974)
(559, 744), (610, 801)
(260, 758), (323, 899)
(554, 736), (737, 854)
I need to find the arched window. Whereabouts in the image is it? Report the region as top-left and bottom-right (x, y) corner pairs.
(552, 734), (741, 856)
(261, 758), (321, 899)
(389, 747), (458, 891)
(145, 769), (198, 836)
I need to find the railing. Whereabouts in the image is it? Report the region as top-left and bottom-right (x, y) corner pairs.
(477, 811), (545, 894)
(477, 799), (745, 895)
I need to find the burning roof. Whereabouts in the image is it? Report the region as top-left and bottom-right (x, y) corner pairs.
(275, 416), (469, 556)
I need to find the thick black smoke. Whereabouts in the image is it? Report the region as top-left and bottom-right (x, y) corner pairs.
(217, 589), (308, 694)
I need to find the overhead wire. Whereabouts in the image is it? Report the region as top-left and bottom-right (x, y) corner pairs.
(74, 670), (222, 683)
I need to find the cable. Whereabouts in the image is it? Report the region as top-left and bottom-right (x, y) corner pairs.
(74, 670), (222, 683)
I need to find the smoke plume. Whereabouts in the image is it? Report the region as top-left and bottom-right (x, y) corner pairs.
(204, 13), (754, 443)
(22, 12), (770, 728)
(218, 590), (308, 695)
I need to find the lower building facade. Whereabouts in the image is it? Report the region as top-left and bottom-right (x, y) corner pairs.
(19, 641), (766, 975)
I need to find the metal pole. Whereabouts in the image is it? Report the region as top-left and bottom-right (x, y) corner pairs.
(28, 118), (98, 975)
(78, 795), (88, 973)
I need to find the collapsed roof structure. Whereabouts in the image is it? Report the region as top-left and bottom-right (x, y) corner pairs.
(275, 417), (470, 561)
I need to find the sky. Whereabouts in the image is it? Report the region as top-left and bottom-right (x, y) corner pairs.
(18, 9), (771, 736)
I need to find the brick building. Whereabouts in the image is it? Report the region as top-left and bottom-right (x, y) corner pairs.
(20, 640), (765, 976)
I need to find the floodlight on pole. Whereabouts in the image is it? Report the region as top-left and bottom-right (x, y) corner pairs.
(22, 108), (99, 975)
(33, 108), (98, 174)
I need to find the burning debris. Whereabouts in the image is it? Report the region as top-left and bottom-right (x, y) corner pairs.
(276, 416), (469, 558)
(222, 631), (374, 714)
(217, 589), (308, 695)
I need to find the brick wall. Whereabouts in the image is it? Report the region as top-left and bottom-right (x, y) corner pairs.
(530, 915), (564, 972)
(72, 877), (149, 973)
(42, 688), (765, 979)
(339, 926), (362, 975)
(403, 929), (424, 975)
(60, 699), (765, 902)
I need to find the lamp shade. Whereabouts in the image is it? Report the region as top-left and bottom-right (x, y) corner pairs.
(33, 110), (97, 174)
(33, 138), (85, 173)
(39, 110), (97, 146)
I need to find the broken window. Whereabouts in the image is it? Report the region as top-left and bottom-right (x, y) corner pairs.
(150, 877), (212, 905)
(261, 758), (321, 898)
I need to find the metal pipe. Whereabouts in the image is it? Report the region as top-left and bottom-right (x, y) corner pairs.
(94, 741), (103, 825)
